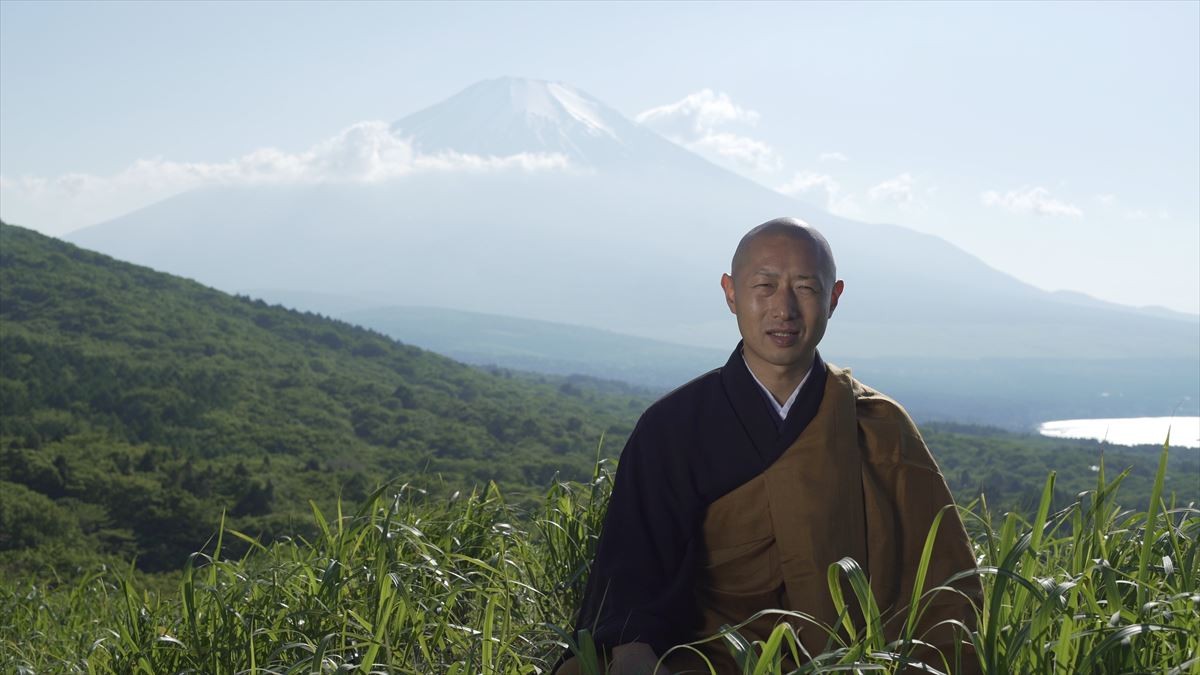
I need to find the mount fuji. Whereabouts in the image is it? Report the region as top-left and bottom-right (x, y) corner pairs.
(65, 77), (1197, 417)
(391, 78), (682, 169)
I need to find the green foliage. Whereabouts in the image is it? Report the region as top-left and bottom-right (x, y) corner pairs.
(1, 220), (1195, 591)
(2, 453), (1197, 674)
(0, 480), (79, 550)
(0, 223), (650, 572)
(922, 422), (1199, 512)
(0, 472), (609, 673)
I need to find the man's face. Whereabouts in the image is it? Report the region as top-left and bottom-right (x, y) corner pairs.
(721, 233), (844, 376)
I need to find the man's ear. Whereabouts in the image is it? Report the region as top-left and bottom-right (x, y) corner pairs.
(828, 279), (845, 318)
(720, 273), (737, 314)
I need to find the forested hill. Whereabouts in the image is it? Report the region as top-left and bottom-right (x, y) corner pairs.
(1, 222), (1195, 578)
(0, 222), (652, 572)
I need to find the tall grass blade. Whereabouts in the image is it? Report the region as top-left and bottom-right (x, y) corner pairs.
(1136, 438), (1170, 608)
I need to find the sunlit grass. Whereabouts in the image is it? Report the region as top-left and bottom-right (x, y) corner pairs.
(2, 442), (1196, 674)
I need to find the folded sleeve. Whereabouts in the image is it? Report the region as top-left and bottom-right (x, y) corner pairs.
(858, 396), (983, 674)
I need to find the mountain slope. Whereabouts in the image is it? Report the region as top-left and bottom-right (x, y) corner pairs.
(340, 304), (728, 390)
(0, 222), (649, 570)
(64, 77), (1198, 361)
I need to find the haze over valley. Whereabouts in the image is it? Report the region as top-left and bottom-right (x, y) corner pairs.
(51, 77), (1199, 428)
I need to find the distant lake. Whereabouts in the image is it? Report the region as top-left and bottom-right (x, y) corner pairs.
(1038, 417), (1200, 449)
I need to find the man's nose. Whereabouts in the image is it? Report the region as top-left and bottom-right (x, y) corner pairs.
(771, 289), (800, 319)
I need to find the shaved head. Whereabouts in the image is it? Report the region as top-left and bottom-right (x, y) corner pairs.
(721, 216), (844, 395)
(731, 217), (837, 287)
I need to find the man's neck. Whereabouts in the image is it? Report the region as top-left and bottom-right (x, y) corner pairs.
(742, 349), (814, 405)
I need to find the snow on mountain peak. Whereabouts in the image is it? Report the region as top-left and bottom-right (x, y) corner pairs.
(542, 82), (616, 138)
(391, 77), (682, 166)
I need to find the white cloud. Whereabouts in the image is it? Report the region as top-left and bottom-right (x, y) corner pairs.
(980, 186), (1083, 218)
(636, 89), (760, 135)
(1094, 195), (1171, 222)
(0, 121), (571, 234)
(688, 132), (781, 174)
(776, 171), (861, 217)
(637, 89), (782, 173)
(778, 171), (840, 197)
(819, 152), (849, 162)
(868, 172), (916, 206)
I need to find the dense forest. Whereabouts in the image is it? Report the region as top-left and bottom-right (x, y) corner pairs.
(1, 222), (1195, 578)
(0, 223), (653, 573)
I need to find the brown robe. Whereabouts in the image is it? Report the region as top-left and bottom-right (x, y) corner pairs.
(556, 361), (981, 674)
(665, 364), (981, 673)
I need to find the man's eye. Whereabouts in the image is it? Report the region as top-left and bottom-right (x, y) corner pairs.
(796, 286), (816, 294)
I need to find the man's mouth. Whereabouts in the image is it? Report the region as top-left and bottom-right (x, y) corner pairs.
(766, 330), (799, 347)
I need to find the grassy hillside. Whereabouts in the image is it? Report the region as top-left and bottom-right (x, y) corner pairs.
(0, 222), (651, 572)
(1, 221), (1194, 580)
(3, 458), (1197, 674)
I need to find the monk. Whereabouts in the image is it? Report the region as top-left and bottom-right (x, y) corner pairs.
(555, 218), (982, 675)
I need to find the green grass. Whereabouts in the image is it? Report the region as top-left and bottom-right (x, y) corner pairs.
(2, 443), (1197, 674)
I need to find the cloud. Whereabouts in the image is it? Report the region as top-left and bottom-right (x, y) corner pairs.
(980, 186), (1083, 218)
(776, 171), (860, 217)
(819, 152), (849, 162)
(688, 133), (782, 174)
(1094, 195), (1170, 222)
(33, 122), (567, 189)
(778, 171), (840, 197)
(868, 172), (916, 206)
(0, 121), (571, 234)
(637, 89), (760, 135)
(637, 89), (782, 173)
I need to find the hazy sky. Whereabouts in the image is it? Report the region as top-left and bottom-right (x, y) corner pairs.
(2, 0), (1197, 314)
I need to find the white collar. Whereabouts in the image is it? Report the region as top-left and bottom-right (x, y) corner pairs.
(742, 354), (811, 420)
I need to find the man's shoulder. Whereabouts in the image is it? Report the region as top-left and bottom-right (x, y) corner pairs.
(616, 367), (724, 470)
(827, 364), (914, 423)
(641, 366), (725, 422)
(827, 362), (937, 471)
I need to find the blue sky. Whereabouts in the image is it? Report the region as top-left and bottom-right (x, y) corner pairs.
(2, 0), (1197, 314)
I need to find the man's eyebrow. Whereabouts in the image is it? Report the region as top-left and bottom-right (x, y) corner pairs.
(752, 269), (820, 280)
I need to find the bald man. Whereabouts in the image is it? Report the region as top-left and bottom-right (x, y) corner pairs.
(556, 218), (981, 675)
